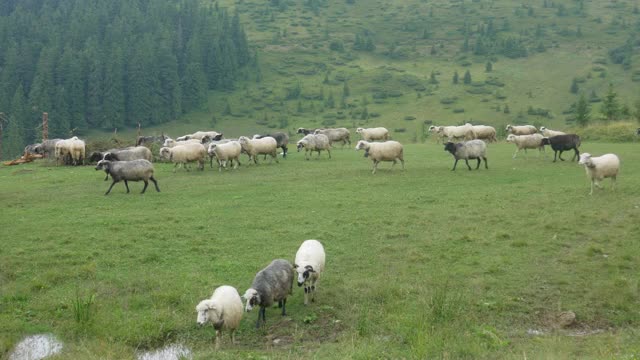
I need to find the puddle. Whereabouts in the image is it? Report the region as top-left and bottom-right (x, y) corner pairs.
(137, 344), (192, 360)
(9, 334), (63, 360)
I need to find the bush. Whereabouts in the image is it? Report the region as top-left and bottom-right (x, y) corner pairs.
(568, 121), (638, 142)
(453, 108), (465, 113)
(404, 116), (416, 121)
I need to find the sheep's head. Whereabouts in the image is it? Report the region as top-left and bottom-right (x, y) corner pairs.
(207, 144), (217, 156)
(162, 138), (175, 147)
(578, 153), (592, 166)
(159, 147), (171, 159)
(355, 140), (370, 151)
(242, 289), (260, 312)
(296, 128), (306, 134)
(89, 152), (104, 163)
(506, 134), (516, 143)
(95, 160), (111, 171)
(540, 126), (547, 132)
(196, 299), (223, 328)
(443, 142), (457, 154)
(505, 125), (513, 132)
(293, 264), (316, 287)
(540, 137), (551, 146)
(252, 134), (261, 139)
(356, 127), (364, 134)
(176, 135), (190, 141)
(297, 139), (308, 151)
(212, 133), (223, 141)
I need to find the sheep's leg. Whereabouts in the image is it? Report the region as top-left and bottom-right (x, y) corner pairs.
(392, 159), (397, 168)
(483, 156), (488, 169)
(281, 298), (287, 316)
(572, 148), (580, 161)
(231, 330), (236, 345)
(327, 149), (331, 159)
(215, 330), (220, 350)
(372, 160), (379, 174)
(451, 159), (459, 171)
(553, 151), (558, 162)
(475, 158), (481, 169)
(400, 158), (405, 170)
(150, 176), (160, 192)
(124, 180), (130, 193)
(303, 285), (309, 306)
(173, 163), (178, 173)
(558, 150), (565, 161)
(311, 279), (317, 303)
(611, 176), (617, 191)
(273, 152), (279, 163)
(141, 180), (148, 194)
(464, 159), (472, 170)
(103, 172), (109, 181)
(512, 149), (519, 159)
(589, 180), (595, 195)
(105, 180), (118, 195)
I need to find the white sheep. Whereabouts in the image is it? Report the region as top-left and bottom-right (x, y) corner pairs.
(54, 136), (85, 165)
(243, 259), (294, 328)
(428, 126), (447, 144)
(471, 125), (497, 143)
(440, 123), (475, 142)
(159, 143), (206, 172)
(506, 133), (545, 159)
(296, 134), (331, 160)
(294, 240), (326, 306)
(196, 285), (243, 350)
(578, 153), (620, 195)
(356, 127), (389, 142)
(238, 136), (278, 164)
(178, 131), (222, 141)
(207, 141), (242, 171)
(162, 137), (202, 148)
(506, 124), (538, 135)
(355, 140), (404, 174)
(539, 126), (566, 138)
(314, 128), (351, 147)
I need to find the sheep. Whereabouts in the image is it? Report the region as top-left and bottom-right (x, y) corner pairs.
(162, 137), (202, 148)
(578, 153), (620, 195)
(539, 126), (566, 138)
(440, 123), (475, 141)
(103, 146), (153, 162)
(196, 285), (243, 350)
(355, 127), (388, 142)
(136, 134), (169, 147)
(471, 125), (497, 143)
(506, 133), (546, 159)
(428, 126), (447, 143)
(208, 141), (242, 171)
(243, 259), (294, 329)
(541, 134), (581, 162)
(54, 136), (85, 165)
(177, 131), (222, 141)
(355, 140), (404, 174)
(294, 240), (326, 306)
(94, 159), (160, 195)
(296, 128), (318, 135)
(34, 139), (62, 158)
(253, 132), (290, 158)
(238, 136), (278, 164)
(443, 140), (488, 171)
(296, 134), (331, 160)
(23, 143), (41, 156)
(159, 143), (207, 172)
(506, 124), (538, 135)
(314, 128), (351, 147)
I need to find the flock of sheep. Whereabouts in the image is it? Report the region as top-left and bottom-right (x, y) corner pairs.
(23, 122), (621, 195)
(196, 239), (326, 349)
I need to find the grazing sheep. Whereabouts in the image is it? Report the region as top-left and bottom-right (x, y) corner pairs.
(95, 159), (160, 195)
(578, 153), (620, 195)
(506, 134), (546, 159)
(243, 259), (295, 329)
(539, 126), (566, 138)
(471, 125), (497, 143)
(297, 134), (331, 160)
(196, 285), (243, 350)
(159, 143), (207, 172)
(253, 132), (290, 158)
(208, 141), (242, 171)
(297, 128), (318, 135)
(238, 136), (278, 164)
(355, 140), (404, 174)
(356, 127), (389, 142)
(23, 143), (41, 156)
(136, 134), (169, 147)
(541, 134), (581, 162)
(315, 128), (351, 147)
(34, 139), (63, 158)
(443, 140), (488, 171)
(177, 131), (222, 141)
(294, 240), (326, 306)
(506, 124), (538, 135)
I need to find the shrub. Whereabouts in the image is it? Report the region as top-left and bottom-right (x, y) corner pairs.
(568, 121), (637, 142)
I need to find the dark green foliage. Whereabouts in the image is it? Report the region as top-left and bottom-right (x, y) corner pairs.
(601, 83), (621, 121)
(570, 78), (579, 94)
(353, 32), (376, 51)
(485, 61), (493, 72)
(575, 94), (591, 127)
(0, 0), (250, 140)
(463, 70), (472, 84)
(453, 71), (459, 84)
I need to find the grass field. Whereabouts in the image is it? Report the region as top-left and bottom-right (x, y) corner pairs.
(1, 141), (639, 359)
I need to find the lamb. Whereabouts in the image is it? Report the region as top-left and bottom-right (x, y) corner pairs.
(238, 136), (278, 164)
(296, 128), (318, 135)
(506, 134), (546, 159)
(355, 140), (404, 174)
(294, 240), (326, 306)
(315, 128), (351, 147)
(443, 140), (488, 171)
(355, 127), (388, 142)
(34, 139), (62, 158)
(471, 125), (497, 143)
(159, 143), (207, 172)
(243, 259), (294, 328)
(506, 124), (538, 135)
(539, 126), (566, 138)
(177, 131), (222, 141)
(297, 134), (331, 160)
(253, 132), (290, 158)
(162, 137), (202, 148)
(440, 123), (475, 141)
(541, 134), (581, 162)
(94, 159), (160, 195)
(208, 141), (242, 171)
(578, 153), (620, 195)
(196, 285), (243, 350)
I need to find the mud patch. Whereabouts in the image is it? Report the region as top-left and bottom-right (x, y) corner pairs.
(137, 344), (192, 360)
(9, 334), (63, 360)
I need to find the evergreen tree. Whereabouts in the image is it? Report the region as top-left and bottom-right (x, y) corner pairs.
(575, 94), (591, 127)
(102, 46), (126, 129)
(503, 104), (510, 114)
(633, 98), (640, 123)
(570, 78), (579, 94)
(452, 71), (459, 84)
(600, 83), (620, 121)
(343, 81), (350, 98)
(361, 106), (368, 120)
(4, 85), (27, 159)
(326, 91), (335, 108)
(429, 71), (439, 84)
(463, 70), (472, 84)
(485, 61), (493, 72)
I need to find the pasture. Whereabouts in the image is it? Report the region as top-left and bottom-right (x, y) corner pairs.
(1, 141), (639, 359)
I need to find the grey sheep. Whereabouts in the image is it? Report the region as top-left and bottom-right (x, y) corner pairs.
(297, 134), (331, 160)
(253, 132), (290, 158)
(444, 140), (488, 171)
(95, 159), (160, 195)
(33, 139), (63, 158)
(242, 259), (294, 329)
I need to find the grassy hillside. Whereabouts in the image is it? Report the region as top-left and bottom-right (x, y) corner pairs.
(90, 0), (640, 143)
(1, 142), (640, 358)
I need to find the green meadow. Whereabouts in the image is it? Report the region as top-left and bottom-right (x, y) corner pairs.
(1, 141), (639, 359)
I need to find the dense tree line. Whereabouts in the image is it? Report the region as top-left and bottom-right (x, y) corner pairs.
(0, 0), (250, 158)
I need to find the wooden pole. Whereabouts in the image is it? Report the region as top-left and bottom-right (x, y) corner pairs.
(42, 112), (48, 141)
(0, 112), (5, 161)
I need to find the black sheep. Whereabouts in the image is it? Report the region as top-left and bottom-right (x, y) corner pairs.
(541, 134), (581, 162)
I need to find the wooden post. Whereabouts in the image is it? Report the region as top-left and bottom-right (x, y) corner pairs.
(0, 112), (4, 161)
(42, 112), (48, 141)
